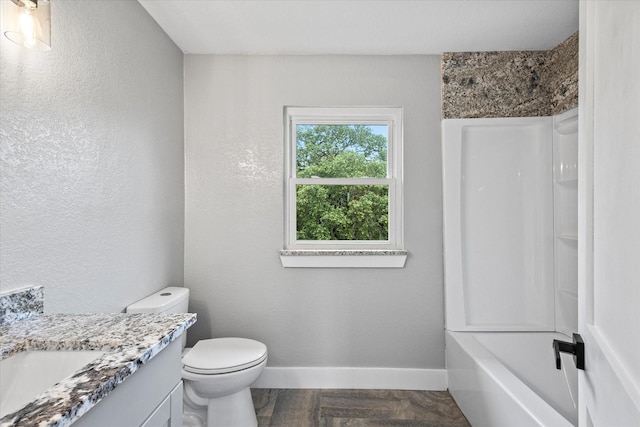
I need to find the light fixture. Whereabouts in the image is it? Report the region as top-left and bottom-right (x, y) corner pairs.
(3, 0), (51, 51)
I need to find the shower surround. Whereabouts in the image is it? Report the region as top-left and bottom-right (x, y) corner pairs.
(441, 32), (579, 427)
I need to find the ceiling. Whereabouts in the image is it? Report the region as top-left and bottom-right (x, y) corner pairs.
(138, 0), (579, 55)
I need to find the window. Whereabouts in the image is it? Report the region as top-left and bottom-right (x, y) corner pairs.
(283, 107), (404, 259)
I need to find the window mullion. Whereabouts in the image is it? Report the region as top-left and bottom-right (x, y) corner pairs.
(293, 178), (391, 186)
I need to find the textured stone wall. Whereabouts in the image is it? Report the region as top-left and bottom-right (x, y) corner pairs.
(442, 32), (578, 118)
(546, 32), (579, 115)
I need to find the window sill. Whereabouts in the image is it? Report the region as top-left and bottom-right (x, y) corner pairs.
(279, 249), (408, 268)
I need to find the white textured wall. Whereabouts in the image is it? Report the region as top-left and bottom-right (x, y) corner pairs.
(0, 1), (184, 312)
(184, 55), (444, 368)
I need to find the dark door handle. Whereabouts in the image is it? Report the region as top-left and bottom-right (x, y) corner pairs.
(553, 333), (585, 370)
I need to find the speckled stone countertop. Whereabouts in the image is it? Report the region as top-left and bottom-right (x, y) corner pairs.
(0, 312), (196, 427)
(279, 249), (407, 256)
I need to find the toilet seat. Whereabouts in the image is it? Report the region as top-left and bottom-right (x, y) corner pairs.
(182, 337), (267, 375)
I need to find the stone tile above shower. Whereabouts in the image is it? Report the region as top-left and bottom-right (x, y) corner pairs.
(441, 32), (578, 119)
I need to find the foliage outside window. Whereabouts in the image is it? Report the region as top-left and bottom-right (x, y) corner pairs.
(284, 107), (403, 250)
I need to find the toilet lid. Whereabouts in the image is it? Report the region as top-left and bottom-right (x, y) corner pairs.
(182, 337), (267, 375)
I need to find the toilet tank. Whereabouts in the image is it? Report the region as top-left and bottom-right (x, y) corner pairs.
(126, 287), (189, 314)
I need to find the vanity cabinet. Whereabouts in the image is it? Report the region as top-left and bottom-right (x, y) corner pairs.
(74, 340), (183, 427)
(140, 382), (183, 427)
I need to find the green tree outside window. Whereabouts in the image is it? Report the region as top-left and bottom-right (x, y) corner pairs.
(295, 125), (389, 241)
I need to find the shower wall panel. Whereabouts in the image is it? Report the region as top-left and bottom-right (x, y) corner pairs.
(443, 117), (555, 331)
(552, 108), (579, 336)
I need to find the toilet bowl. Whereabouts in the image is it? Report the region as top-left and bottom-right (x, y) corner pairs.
(126, 287), (268, 427)
(182, 338), (267, 427)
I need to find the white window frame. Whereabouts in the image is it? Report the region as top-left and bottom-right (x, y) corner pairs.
(283, 106), (404, 252)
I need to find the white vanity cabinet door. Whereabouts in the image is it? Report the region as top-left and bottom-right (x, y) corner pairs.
(169, 381), (183, 427)
(141, 395), (170, 427)
(141, 382), (183, 427)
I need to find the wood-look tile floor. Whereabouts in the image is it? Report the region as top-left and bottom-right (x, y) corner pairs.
(251, 389), (470, 427)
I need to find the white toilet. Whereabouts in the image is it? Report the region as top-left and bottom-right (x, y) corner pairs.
(126, 287), (267, 427)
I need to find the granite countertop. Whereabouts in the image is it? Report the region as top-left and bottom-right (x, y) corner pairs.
(0, 312), (196, 427)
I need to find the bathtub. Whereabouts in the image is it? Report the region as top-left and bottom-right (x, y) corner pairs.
(446, 331), (578, 427)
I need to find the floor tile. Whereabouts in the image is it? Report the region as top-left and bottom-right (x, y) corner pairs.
(251, 389), (470, 427)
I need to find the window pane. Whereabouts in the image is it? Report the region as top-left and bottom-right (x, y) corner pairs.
(296, 124), (387, 178)
(296, 184), (389, 241)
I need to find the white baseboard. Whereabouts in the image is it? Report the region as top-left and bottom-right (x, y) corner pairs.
(252, 367), (448, 391)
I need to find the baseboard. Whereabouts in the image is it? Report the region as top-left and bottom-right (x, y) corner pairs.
(251, 367), (448, 390)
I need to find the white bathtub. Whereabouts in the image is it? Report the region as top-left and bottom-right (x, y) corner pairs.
(446, 331), (578, 427)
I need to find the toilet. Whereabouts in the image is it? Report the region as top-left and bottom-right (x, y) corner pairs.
(126, 287), (267, 427)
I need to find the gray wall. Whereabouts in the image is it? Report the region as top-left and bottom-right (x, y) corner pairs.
(184, 55), (444, 368)
(0, 1), (184, 312)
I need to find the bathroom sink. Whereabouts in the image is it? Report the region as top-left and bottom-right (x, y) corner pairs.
(0, 350), (104, 418)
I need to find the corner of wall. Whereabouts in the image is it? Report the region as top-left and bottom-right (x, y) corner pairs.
(546, 32), (579, 115)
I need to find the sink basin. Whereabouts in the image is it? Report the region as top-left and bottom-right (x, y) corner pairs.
(0, 350), (104, 418)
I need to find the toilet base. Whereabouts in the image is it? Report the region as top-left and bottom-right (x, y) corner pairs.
(206, 387), (257, 427)
(183, 410), (205, 427)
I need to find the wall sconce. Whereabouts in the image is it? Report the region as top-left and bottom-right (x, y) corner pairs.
(3, 0), (51, 51)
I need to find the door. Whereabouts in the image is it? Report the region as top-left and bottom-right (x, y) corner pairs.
(578, 2), (640, 426)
